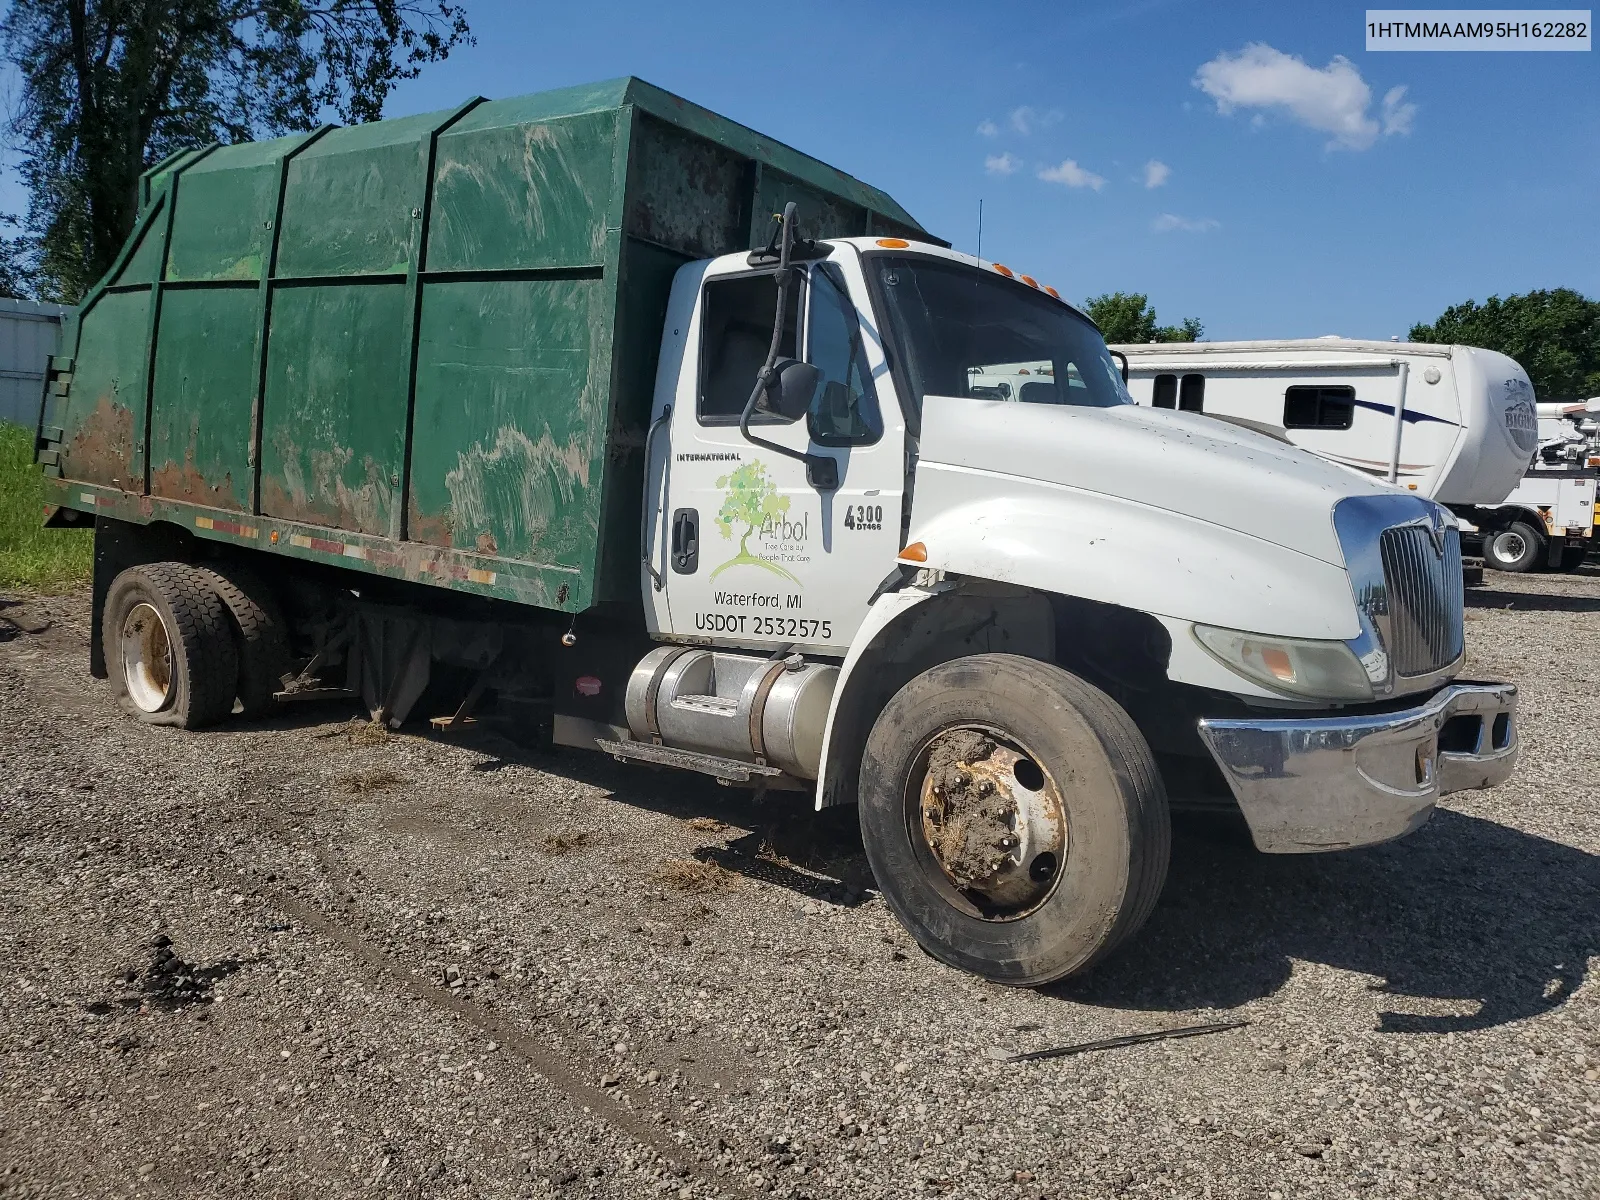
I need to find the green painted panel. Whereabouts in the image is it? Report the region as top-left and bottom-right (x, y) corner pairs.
(164, 140), (295, 281)
(428, 109), (619, 272)
(113, 219), (165, 287)
(260, 283), (409, 534)
(61, 290), (151, 487)
(147, 287), (260, 509)
(408, 278), (610, 570)
(624, 114), (748, 260)
(276, 110), (448, 278)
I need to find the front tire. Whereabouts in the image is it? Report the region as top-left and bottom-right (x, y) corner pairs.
(106, 563), (239, 728)
(859, 654), (1170, 987)
(1485, 521), (1544, 573)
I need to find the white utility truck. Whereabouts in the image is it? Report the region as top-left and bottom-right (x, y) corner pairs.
(1472, 400), (1598, 572)
(44, 84), (1520, 987)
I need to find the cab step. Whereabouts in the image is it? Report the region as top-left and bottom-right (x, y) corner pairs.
(595, 738), (783, 784)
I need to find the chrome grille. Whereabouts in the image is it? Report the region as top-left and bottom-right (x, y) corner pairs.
(1379, 524), (1464, 677)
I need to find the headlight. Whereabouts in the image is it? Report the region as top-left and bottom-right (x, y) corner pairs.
(1193, 624), (1374, 702)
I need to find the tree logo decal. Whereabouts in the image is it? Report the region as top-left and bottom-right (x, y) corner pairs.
(710, 461), (802, 583)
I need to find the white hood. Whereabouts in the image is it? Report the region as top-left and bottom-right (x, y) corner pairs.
(917, 396), (1400, 567)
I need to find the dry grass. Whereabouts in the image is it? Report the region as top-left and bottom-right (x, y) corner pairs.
(685, 817), (727, 833)
(337, 769), (406, 794)
(655, 858), (739, 894)
(540, 830), (593, 855)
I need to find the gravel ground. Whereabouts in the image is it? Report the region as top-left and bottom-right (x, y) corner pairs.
(0, 568), (1596, 1200)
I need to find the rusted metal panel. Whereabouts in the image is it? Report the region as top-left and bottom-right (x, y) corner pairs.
(259, 282), (410, 535)
(407, 277), (607, 586)
(427, 106), (619, 272)
(147, 287), (259, 510)
(52, 76), (941, 614)
(60, 290), (150, 487)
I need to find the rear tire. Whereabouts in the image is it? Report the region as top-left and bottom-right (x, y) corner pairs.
(858, 653), (1170, 987)
(1485, 521), (1544, 573)
(106, 563), (239, 728)
(195, 564), (291, 718)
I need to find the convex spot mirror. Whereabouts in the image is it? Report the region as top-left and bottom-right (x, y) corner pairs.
(754, 358), (821, 422)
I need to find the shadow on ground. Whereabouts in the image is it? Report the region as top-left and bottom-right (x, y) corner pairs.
(1051, 809), (1598, 1035)
(1466, 587), (1600, 613)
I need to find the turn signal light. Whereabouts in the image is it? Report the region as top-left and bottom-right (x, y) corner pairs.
(900, 542), (928, 563)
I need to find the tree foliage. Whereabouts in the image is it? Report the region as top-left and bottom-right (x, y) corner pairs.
(1, 0), (472, 301)
(0, 216), (39, 300)
(1410, 288), (1600, 400)
(1084, 291), (1203, 345)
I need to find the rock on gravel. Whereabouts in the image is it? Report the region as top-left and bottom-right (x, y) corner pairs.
(0, 568), (1596, 1199)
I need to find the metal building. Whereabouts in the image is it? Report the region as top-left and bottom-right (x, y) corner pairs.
(0, 296), (69, 426)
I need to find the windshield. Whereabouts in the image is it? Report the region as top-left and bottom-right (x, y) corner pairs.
(867, 255), (1131, 412)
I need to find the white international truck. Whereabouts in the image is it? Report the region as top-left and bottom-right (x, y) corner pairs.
(40, 82), (1519, 988)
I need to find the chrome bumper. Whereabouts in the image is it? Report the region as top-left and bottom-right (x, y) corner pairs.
(1196, 682), (1518, 854)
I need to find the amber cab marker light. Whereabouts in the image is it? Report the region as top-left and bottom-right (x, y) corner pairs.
(993, 263), (1014, 278)
(899, 542), (928, 563)
(875, 238), (910, 249)
(1044, 285), (1061, 299)
(1020, 275), (1039, 288)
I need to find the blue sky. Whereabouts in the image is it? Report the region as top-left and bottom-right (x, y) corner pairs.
(5, 0), (1597, 338)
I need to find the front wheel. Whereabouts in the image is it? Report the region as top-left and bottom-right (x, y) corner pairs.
(859, 654), (1170, 987)
(1485, 521), (1544, 573)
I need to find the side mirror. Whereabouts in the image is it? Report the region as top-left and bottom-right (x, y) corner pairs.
(760, 359), (820, 422)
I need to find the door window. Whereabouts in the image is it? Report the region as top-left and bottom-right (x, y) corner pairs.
(697, 271), (801, 423)
(806, 263), (882, 445)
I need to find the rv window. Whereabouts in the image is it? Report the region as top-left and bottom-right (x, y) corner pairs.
(1284, 385), (1355, 430)
(1179, 373), (1205, 412)
(1152, 374), (1177, 408)
(698, 271), (802, 423)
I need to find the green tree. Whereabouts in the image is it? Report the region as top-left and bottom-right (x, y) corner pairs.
(711, 460), (799, 583)
(1, 0), (472, 301)
(0, 216), (38, 300)
(1083, 291), (1203, 344)
(1410, 289), (1600, 400)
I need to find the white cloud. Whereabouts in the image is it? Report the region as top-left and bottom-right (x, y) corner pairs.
(1038, 159), (1106, 190)
(1143, 159), (1171, 188)
(1193, 43), (1415, 150)
(985, 152), (1021, 176)
(977, 118), (1000, 138)
(1382, 85), (1417, 135)
(1153, 213), (1219, 233)
(1008, 105), (1062, 136)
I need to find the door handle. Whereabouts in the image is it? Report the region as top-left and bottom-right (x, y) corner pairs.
(671, 508), (699, 574)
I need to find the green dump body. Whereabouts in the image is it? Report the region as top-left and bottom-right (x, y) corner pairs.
(40, 77), (936, 612)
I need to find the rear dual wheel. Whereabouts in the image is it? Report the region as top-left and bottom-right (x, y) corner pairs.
(859, 654), (1170, 987)
(107, 561), (290, 727)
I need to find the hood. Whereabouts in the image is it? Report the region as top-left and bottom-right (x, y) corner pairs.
(918, 396), (1405, 567)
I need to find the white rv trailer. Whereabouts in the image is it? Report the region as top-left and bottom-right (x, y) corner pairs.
(1111, 338), (1538, 508)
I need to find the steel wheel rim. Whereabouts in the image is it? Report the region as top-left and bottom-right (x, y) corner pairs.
(1492, 530), (1527, 562)
(905, 723), (1068, 922)
(121, 602), (174, 713)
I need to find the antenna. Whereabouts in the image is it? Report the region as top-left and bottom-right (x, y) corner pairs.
(976, 198), (984, 261)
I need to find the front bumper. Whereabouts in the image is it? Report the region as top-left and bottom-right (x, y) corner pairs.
(1196, 682), (1518, 853)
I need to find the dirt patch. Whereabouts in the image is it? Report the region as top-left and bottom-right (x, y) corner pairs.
(314, 718), (390, 746)
(655, 858), (739, 893)
(540, 830), (593, 855)
(922, 730), (1014, 886)
(337, 769), (406, 794)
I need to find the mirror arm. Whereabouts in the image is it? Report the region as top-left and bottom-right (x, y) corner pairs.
(737, 200), (823, 473)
